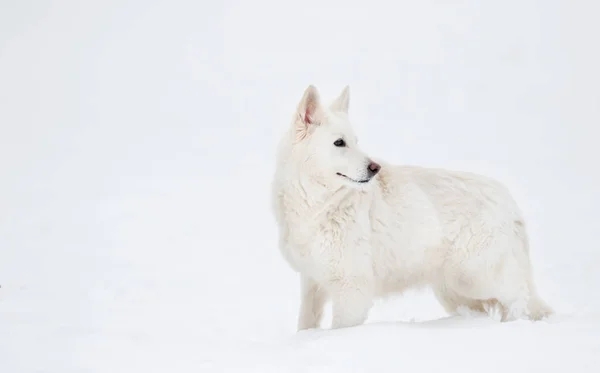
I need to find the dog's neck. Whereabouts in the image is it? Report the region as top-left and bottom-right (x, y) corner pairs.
(283, 171), (364, 219)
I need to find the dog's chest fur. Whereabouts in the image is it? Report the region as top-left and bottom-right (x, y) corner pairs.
(277, 183), (374, 276)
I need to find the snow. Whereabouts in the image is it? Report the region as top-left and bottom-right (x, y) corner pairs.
(1, 0), (599, 372)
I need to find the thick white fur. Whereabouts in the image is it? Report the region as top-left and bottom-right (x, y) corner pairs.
(272, 85), (553, 330)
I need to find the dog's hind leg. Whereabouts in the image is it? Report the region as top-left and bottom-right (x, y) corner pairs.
(433, 282), (487, 316)
(297, 276), (328, 331)
(440, 246), (537, 322)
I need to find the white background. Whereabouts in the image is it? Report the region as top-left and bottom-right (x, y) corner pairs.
(1, 1), (599, 372)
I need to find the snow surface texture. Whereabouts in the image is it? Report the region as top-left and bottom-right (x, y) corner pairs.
(1, 1), (599, 372)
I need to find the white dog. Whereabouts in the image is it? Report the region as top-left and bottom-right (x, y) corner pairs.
(271, 85), (552, 330)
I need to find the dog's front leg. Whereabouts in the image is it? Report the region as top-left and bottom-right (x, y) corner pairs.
(329, 276), (374, 329)
(297, 275), (328, 331)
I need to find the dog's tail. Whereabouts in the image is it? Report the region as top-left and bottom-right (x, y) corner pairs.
(527, 275), (554, 320)
(527, 294), (554, 321)
(518, 220), (553, 321)
(524, 241), (553, 320)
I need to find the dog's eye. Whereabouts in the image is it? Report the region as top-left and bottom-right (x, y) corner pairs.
(333, 139), (346, 147)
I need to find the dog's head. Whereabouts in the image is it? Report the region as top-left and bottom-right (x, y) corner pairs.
(283, 85), (380, 189)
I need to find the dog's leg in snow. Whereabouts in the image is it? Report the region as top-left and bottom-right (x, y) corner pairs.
(329, 276), (374, 329)
(297, 276), (328, 330)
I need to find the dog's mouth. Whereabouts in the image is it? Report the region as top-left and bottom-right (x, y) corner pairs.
(336, 172), (371, 183)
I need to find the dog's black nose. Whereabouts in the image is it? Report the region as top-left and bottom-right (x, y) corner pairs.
(367, 161), (381, 176)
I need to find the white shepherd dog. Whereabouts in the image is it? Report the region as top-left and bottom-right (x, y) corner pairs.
(272, 85), (552, 330)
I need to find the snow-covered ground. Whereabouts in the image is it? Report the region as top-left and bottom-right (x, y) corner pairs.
(1, 1), (599, 372)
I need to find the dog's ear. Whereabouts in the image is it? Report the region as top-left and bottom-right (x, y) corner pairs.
(330, 85), (350, 113)
(295, 85), (322, 141)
